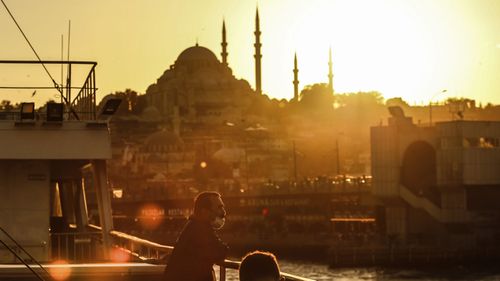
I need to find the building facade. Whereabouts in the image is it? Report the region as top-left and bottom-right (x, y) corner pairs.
(371, 107), (500, 246)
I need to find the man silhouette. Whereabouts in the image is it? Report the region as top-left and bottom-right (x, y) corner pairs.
(163, 191), (228, 281)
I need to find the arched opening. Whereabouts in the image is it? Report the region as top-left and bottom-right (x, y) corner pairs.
(401, 141), (440, 206)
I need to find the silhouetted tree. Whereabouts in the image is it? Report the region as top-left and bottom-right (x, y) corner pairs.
(114, 89), (140, 115)
(386, 97), (410, 108)
(98, 89), (145, 116)
(298, 83), (334, 112)
(0, 100), (16, 111)
(445, 97), (476, 109)
(335, 91), (384, 108)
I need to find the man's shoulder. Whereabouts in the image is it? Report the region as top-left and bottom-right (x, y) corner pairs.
(179, 218), (211, 238)
(186, 218), (211, 231)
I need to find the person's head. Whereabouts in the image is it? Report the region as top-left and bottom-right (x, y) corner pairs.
(193, 191), (226, 229)
(239, 251), (284, 281)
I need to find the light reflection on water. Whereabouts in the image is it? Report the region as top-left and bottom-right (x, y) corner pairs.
(223, 260), (500, 281)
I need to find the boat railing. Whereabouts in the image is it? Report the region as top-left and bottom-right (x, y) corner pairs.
(107, 228), (315, 281)
(0, 60), (98, 121)
(109, 229), (173, 261)
(49, 231), (103, 262)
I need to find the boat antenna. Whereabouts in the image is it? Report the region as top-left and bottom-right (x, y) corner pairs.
(67, 20), (71, 62)
(66, 20), (71, 106)
(60, 34), (64, 102)
(1, 0), (79, 119)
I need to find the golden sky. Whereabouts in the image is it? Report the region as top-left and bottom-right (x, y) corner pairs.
(1, 0), (500, 105)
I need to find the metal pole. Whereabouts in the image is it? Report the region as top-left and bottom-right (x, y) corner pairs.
(67, 63), (72, 109)
(293, 141), (297, 182)
(219, 265), (226, 281)
(336, 139), (340, 176)
(91, 160), (114, 260)
(429, 102), (432, 125)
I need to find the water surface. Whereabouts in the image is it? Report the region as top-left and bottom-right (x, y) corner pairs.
(224, 260), (500, 281)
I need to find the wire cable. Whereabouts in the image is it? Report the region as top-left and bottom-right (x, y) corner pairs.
(1, 0), (62, 94)
(1, 0), (81, 119)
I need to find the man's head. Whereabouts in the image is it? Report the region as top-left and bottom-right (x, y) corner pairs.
(239, 251), (283, 281)
(193, 191), (226, 229)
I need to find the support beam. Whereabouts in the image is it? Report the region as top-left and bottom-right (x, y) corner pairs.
(91, 160), (113, 260)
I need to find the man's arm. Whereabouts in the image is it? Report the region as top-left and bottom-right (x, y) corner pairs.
(198, 230), (229, 263)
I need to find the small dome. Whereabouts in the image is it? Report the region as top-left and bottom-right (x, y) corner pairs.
(141, 106), (162, 122)
(148, 173), (167, 183)
(175, 45), (219, 67)
(145, 130), (183, 147)
(213, 147), (244, 164)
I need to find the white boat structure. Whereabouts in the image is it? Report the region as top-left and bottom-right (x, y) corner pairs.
(0, 60), (314, 280)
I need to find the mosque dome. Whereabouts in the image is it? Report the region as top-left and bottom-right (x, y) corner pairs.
(175, 44), (219, 68)
(213, 147), (245, 164)
(144, 130), (183, 151)
(141, 106), (162, 122)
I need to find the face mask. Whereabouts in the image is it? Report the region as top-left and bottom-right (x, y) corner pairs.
(211, 216), (225, 229)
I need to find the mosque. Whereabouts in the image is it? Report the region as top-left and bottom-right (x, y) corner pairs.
(143, 9), (335, 132)
(107, 9), (338, 192)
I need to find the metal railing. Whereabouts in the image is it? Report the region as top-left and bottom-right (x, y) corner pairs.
(108, 228), (315, 281)
(109, 229), (173, 261)
(0, 60), (98, 121)
(50, 231), (103, 262)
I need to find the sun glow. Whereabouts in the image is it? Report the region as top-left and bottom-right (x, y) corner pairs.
(2, 0), (500, 105)
(49, 260), (72, 281)
(264, 0), (479, 104)
(138, 203), (164, 230)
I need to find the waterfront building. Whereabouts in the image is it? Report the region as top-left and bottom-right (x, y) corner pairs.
(371, 106), (500, 246)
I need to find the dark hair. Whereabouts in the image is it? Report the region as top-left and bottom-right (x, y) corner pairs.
(239, 251), (280, 281)
(193, 191), (220, 215)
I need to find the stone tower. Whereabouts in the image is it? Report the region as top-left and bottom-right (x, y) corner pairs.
(221, 20), (228, 66)
(254, 8), (262, 95)
(293, 53), (299, 101)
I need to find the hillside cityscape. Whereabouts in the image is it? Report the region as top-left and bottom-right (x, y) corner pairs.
(1, 4), (500, 279)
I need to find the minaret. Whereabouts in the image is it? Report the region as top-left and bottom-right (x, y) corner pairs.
(328, 47), (334, 95)
(221, 20), (228, 66)
(293, 53), (299, 101)
(254, 8), (262, 95)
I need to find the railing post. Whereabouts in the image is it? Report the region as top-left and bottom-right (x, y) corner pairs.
(74, 233), (78, 261)
(65, 233), (69, 260)
(219, 264), (226, 281)
(57, 234), (61, 260)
